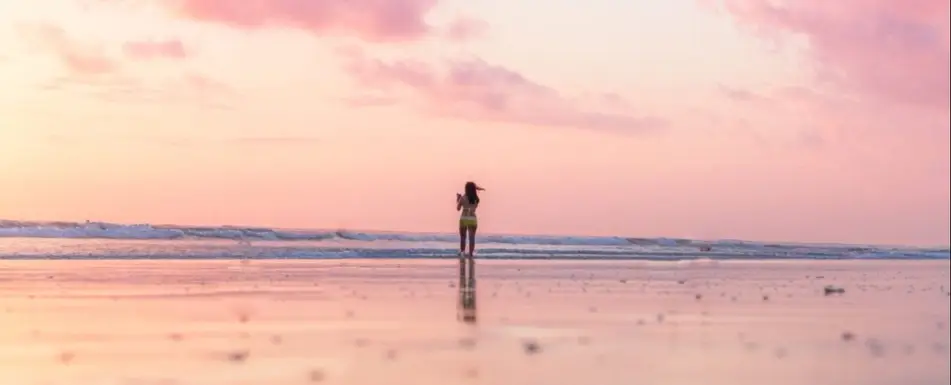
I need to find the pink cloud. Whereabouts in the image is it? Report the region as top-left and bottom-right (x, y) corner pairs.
(340, 94), (399, 107)
(18, 24), (117, 76)
(713, 0), (950, 109)
(183, 73), (232, 95)
(338, 48), (666, 133)
(157, 0), (440, 43)
(17, 23), (230, 106)
(122, 39), (188, 60)
(717, 84), (770, 103)
(38, 72), (236, 109)
(445, 17), (489, 42)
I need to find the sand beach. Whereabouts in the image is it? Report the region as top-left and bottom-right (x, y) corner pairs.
(0, 259), (948, 385)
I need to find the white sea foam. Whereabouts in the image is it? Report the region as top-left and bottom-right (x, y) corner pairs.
(0, 219), (946, 260)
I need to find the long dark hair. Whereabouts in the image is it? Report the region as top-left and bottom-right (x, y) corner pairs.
(464, 181), (480, 205)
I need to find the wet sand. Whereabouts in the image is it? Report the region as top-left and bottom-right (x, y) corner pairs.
(0, 259), (948, 385)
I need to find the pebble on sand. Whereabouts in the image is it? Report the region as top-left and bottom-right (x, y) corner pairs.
(58, 351), (75, 364)
(823, 285), (845, 295)
(841, 332), (855, 341)
(308, 369), (325, 382)
(463, 367), (480, 378)
(865, 339), (885, 357)
(226, 351), (249, 363)
(522, 340), (541, 354)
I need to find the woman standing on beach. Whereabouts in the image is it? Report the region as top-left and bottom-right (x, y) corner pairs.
(456, 182), (484, 257)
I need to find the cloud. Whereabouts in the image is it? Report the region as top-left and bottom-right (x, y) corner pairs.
(702, 78), (951, 174)
(43, 134), (320, 147)
(226, 136), (323, 146)
(35, 72), (234, 109)
(19, 24), (189, 74)
(183, 73), (232, 94)
(18, 24), (117, 76)
(339, 94), (399, 107)
(153, 0), (442, 43)
(122, 39), (188, 60)
(338, 48), (666, 133)
(444, 17), (489, 42)
(709, 0), (950, 109)
(717, 84), (770, 103)
(16, 22), (228, 106)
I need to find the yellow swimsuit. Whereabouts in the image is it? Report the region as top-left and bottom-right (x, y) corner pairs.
(458, 197), (478, 227)
(459, 216), (478, 227)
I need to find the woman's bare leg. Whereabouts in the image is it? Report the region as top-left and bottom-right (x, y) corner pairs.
(458, 225), (467, 254)
(467, 226), (477, 256)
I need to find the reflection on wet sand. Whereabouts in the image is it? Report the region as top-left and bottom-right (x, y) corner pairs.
(458, 255), (477, 324)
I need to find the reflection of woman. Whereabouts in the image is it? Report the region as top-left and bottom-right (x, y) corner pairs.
(456, 181), (484, 257)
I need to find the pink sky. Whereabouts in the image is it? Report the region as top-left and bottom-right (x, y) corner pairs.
(0, 0), (948, 246)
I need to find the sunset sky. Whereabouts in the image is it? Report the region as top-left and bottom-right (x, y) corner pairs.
(1, 0), (948, 246)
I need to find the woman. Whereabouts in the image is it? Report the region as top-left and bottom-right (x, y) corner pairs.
(456, 181), (484, 257)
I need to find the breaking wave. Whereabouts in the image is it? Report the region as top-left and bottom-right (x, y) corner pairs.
(0, 219), (946, 260)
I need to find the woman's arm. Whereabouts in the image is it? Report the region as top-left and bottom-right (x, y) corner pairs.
(456, 194), (463, 211)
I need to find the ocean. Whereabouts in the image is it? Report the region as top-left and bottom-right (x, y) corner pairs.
(0, 219), (947, 260)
